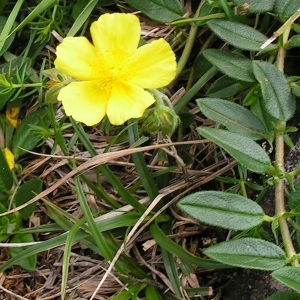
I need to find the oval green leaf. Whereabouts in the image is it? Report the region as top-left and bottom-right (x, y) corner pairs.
(286, 34), (300, 49)
(197, 127), (271, 173)
(203, 49), (256, 82)
(196, 98), (267, 140)
(123, 0), (184, 23)
(252, 60), (295, 121)
(10, 233), (37, 271)
(207, 76), (247, 98)
(177, 191), (264, 231)
(14, 178), (43, 220)
(207, 19), (268, 51)
(271, 267), (300, 293)
(204, 238), (287, 270)
(232, 0), (275, 13)
(275, 0), (300, 19)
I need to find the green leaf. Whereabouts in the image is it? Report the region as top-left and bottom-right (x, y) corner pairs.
(265, 291), (300, 300)
(204, 238), (287, 270)
(288, 180), (300, 211)
(203, 49), (256, 82)
(196, 98), (267, 140)
(207, 19), (268, 51)
(271, 267), (300, 293)
(10, 233), (37, 271)
(177, 191), (264, 231)
(287, 34), (300, 49)
(207, 76), (247, 98)
(150, 223), (227, 269)
(123, 0), (184, 23)
(14, 178), (43, 220)
(0, 211), (147, 273)
(68, 0), (99, 37)
(7, 0), (56, 36)
(0, 148), (13, 192)
(12, 107), (51, 158)
(232, 0), (275, 13)
(145, 286), (163, 300)
(275, 0), (300, 19)
(0, 16), (17, 55)
(197, 127), (271, 173)
(252, 61), (295, 121)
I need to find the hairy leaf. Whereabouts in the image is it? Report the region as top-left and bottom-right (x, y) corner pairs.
(232, 0), (275, 13)
(203, 49), (255, 82)
(204, 238), (286, 270)
(123, 0), (184, 23)
(252, 60), (295, 121)
(197, 127), (271, 173)
(197, 98), (267, 140)
(272, 267), (300, 293)
(207, 19), (268, 51)
(178, 191), (264, 230)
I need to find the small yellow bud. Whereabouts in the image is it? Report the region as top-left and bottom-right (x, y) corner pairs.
(3, 148), (15, 170)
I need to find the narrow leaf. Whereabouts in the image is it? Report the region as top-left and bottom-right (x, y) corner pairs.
(150, 223), (227, 269)
(197, 127), (271, 173)
(197, 98), (267, 140)
(203, 49), (256, 82)
(232, 0), (275, 13)
(67, 0), (98, 37)
(178, 191), (264, 231)
(271, 267), (300, 293)
(0, 0), (23, 54)
(0, 16), (17, 55)
(123, 0), (184, 23)
(252, 60), (295, 121)
(204, 238), (287, 270)
(207, 19), (268, 51)
(7, 0), (56, 36)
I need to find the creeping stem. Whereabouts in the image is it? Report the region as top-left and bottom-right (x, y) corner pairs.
(275, 23), (299, 266)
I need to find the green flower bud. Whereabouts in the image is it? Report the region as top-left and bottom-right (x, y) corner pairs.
(142, 105), (180, 135)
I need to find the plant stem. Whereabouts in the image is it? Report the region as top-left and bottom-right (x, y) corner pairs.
(175, 2), (203, 77)
(274, 23), (299, 266)
(275, 131), (298, 262)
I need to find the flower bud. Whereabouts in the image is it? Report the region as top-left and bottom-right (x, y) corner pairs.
(142, 105), (180, 135)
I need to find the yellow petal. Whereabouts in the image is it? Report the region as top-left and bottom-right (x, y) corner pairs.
(90, 13), (140, 66)
(58, 81), (110, 126)
(54, 37), (99, 81)
(127, 38), (177, 88)
(3, 148), (15, 170)
(106, 82), (155, 125)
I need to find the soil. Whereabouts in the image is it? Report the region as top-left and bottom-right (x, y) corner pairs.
(221, 269), (290, 299)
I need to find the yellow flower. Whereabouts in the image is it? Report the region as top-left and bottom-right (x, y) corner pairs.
(3, 148), (15, 170)
(6, 107), (20, 128)
(54, 13), (176, 126)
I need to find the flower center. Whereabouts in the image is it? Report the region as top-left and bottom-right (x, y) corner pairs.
(95, 48), (132, 90)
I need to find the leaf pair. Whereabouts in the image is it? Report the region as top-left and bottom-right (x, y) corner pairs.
(204, 50), (296, 122)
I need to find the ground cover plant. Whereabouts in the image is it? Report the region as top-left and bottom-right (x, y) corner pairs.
(1, 0), (300, 299)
